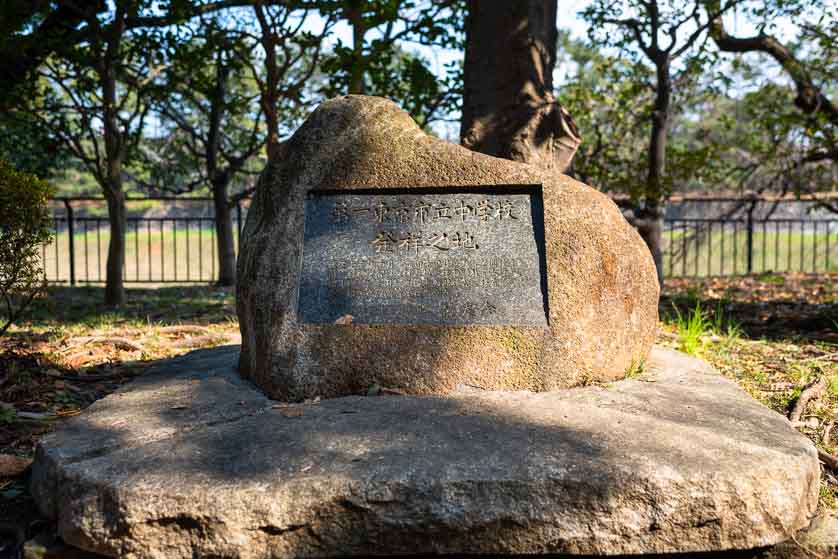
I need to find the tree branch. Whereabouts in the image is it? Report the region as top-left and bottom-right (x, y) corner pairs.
(703, 0), (838, 123)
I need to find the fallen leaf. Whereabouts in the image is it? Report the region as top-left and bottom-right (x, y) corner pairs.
(0, 454), (32, 477)
(334, 314), (354, 325)
(276, 407), (303, 418)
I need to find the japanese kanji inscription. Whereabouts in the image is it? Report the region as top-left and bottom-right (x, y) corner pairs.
(298, 186), (548, 325)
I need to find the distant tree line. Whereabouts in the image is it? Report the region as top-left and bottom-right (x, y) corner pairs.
(0, 0), (834, 300)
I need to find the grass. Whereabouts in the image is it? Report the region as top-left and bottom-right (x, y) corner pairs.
(672, 301), (710, 355)
(664, 228), (838, 276)
(40, 224), (238, 283)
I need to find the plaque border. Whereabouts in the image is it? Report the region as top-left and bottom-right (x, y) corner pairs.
(297, 184), (549, 326)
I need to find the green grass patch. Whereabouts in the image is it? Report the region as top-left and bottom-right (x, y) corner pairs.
(40, 224), (236, 283)
(664, 228), (837, 277)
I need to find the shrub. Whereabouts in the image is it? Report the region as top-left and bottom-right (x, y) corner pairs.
(0, 159), (53, 336)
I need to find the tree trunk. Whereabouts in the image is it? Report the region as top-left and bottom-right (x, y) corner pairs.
(460, 0), (580, 172)
(346, 3), (366, 94)
(206, 54), (236, 286)
(253, 3), (281, 160)
(104, 186), (125, 306)
(213, 180), (237, 286)
(99, 16), (126, 307)
(641, 56), (671, 285)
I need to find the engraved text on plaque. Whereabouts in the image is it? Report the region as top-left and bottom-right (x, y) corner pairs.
(298, 186), (548, 325)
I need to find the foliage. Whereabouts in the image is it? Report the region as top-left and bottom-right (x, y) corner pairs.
(560, 1), (836, 201)
(139, 16), (265, 196)
(318, 0), (465, 127)
(0, 160), (54, 336)
(0, 111), (71, 178)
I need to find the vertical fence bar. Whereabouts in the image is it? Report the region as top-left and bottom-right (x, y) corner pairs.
(160, 220), (165, 282)
(813, 221), (818, 272)
(707, 222), (713, 276)
(83, 221), (89, 281)
(733, 222), (738, 275)
(173, 219), (178, 282)
(134, 219), (139, 281)
(776, 222), (782, 271)
(720, 222), (725, 276)
(681, 222), (687, 277)
(746, 204), (754, 274)
(147, 221), (152, 281)
(799, 220), (804, 272)
(693, 222), (701, 277)
(96, 221), (102, 281)
(762, 221), (767, 273)
(186, 220), (191, 281)
(211, 220), (216, 281)
(53, 220), (59, 280)
(668, 225), (674, 277)
(786, 222), (792, 272)
(199, 220), (204, 281)
(63, 200), (76, 285)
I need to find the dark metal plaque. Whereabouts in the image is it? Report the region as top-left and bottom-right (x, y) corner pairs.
(298, 186), (548, 325)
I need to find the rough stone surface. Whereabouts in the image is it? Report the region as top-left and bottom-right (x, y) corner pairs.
(31, 345), (820, 558)
(236, 95), (659, 400)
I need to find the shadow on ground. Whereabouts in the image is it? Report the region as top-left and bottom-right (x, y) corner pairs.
(661, 273), (837, 342)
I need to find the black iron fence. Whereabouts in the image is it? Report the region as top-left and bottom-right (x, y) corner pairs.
(664, 218), (835, 277)
(41, 196), (836, 284)
(42, 197), (247, 284)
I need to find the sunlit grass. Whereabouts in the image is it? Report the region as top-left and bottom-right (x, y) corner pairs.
(664, 228), (837, 277)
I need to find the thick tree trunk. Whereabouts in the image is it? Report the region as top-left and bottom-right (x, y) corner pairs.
(213, 180), (237, 286)
(641, 57), (671, 285)
(460, 0), (580, 172)
(104, 186), (125, 306)
(634, 208), (664, 284)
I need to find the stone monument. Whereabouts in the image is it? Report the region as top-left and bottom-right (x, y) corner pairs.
(236, 95), (659, 400)
(30, 96), (822, 558)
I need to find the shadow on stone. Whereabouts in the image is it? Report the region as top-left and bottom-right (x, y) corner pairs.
(29, 345), (819, 558)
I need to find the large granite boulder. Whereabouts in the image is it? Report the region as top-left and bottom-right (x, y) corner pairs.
(237, 95), (659, 400)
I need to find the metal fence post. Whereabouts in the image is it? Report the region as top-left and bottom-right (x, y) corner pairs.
(746, 200), (756, 275)
(63, 199), (76, 285)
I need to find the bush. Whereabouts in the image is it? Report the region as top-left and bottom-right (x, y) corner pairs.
(0, 160), (53, 336)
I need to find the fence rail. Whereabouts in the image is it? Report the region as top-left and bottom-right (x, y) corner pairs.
(41, 197), (836, 284)
(663, 218), (835, 277)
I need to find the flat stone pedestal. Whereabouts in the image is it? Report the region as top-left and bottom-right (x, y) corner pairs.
(31, 346), (820, 558)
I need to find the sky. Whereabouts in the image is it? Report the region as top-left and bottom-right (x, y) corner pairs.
(299, 1), (812, 139)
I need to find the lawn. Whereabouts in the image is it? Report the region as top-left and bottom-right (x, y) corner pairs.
(0, 275), (836, 536)
(663, 227), (837, 276)
(40, 223), (239, 283)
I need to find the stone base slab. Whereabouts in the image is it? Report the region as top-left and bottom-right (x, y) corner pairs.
(30, 345), (820, 558)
